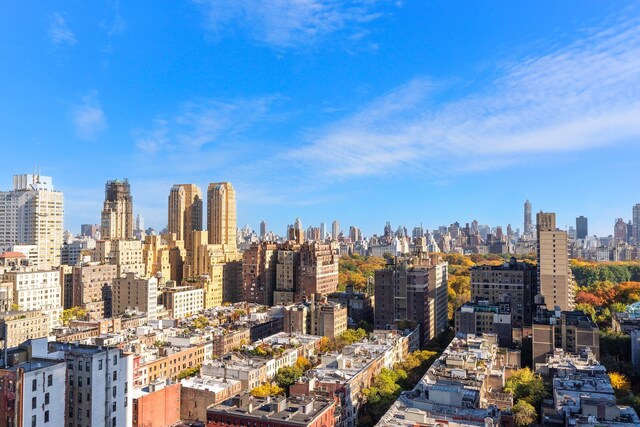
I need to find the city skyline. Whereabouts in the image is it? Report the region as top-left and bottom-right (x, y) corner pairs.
(2, 2), (640, 237)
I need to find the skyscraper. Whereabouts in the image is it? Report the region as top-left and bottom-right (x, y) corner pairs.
(260, 220), (267, 238)
(575, 216), (588, 239)
(537, 212), (574, 311)
(524, 200), (532, 235)
(319, 222), (326, 241)
(207, 182), (237, 251)
(168, 184), (203, 250)
(0, 174), (64, 269)
(331, 220), (340, 241)
(633, 204), (640, 244)
(100, 179), (133, 240)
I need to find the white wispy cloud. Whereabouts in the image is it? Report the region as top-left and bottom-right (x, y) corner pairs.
(48, 12), (76, 46)
(134, 96), (282, 153)
(193, 0), (389, 48)
(288, 15), (640, 177)
(69, 92), (108, 141)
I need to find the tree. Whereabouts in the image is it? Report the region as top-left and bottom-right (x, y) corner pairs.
(61, 307), (88, 326)
(609, 372), (631, 398)
(193, 315), (210, 330)
(177, 365), (201, 380)
(295, 356), (312, 372)
(274, 366), (303, 391)
(504, 368), (548, 408)
(251, 382), (284, 397)
(513, 401), (537, 427)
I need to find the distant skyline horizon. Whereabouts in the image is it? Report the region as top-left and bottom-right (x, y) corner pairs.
(2, 2), (639, 241)
(2, 171), (634, 239)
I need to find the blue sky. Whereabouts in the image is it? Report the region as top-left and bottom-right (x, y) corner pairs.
(1, 1), (639, 237)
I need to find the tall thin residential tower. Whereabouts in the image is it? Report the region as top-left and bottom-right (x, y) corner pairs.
(536, 211), (574, 311)
(524, 200), (533, 235)
(207, 182), (237, 252)
(100, 179), (133, 240)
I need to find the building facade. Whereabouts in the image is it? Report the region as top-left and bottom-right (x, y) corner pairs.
(537, 212), (574, 311)
(0, 174), (64, 269)
(100, 179), (133, 241)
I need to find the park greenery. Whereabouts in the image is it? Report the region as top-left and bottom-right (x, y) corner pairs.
(504, 367), (550, 424)
(338, 254), (386, 292)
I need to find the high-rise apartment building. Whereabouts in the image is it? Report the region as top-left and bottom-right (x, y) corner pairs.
(524, 200), (533, 235)
(349, 226), (362, 242)
(242, 242), (277, 305)
(100, 179), (133, 240)
(112, 272), (158, 320)
(72, 264), (117, 319)
(331, 220), (340, 241)
(575, 216), (588, 240)
(0, 174), (64, 269)
(470, 257), (537, 328)
(168, 184), (203, 251)
(537, 212), (574, 311)
(374, 254), (448, 345)
(614, 218), (628, 243)
(633, 204), (640, 244)
(299, 242), (339, 300)
(207, 182), (237, 251)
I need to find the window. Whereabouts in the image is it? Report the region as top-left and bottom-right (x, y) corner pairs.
(87, 377), (90, 386)
(113, 355), (118, 365)
(45, 411), (50, 423)
(112, 417), (117, 427)
(45, 393), (50, 405)
(32, 396), (37, 409)
(78, 361), (82, 371)
(99, 360), (103, 370)
(112, 386), (117, 398)
(32, 415), (36, 427)
(113, 371), (117, 381)
(85, 361), (90, 371)
(47, 375), (53, 387)
(32, 378), (37, 391)
(78, 377), (82, 387)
